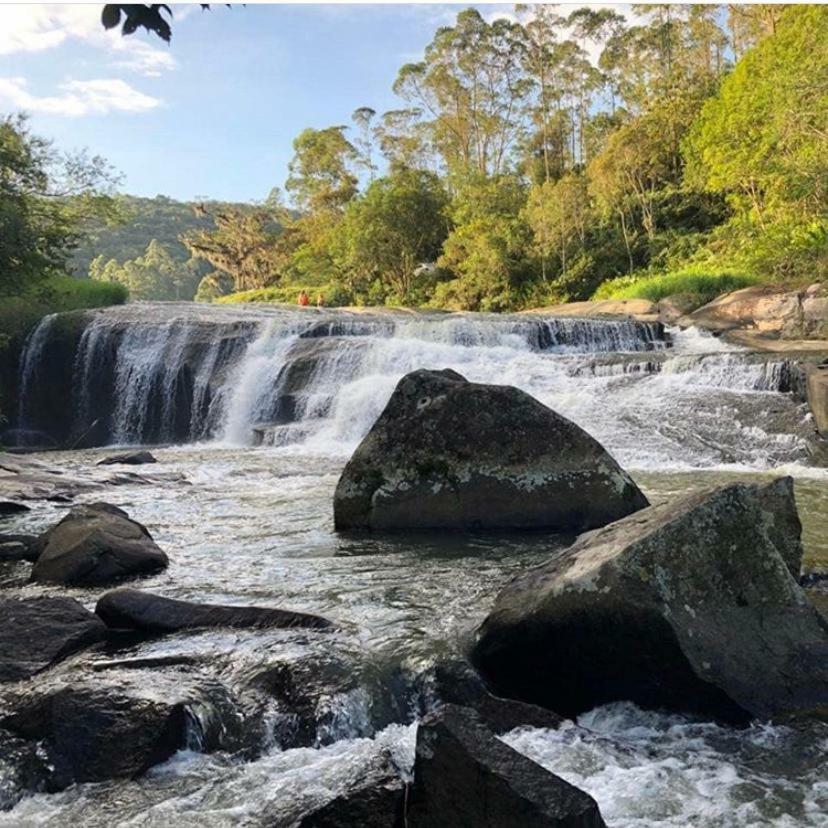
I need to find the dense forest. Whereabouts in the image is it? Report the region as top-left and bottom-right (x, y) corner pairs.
(190, 3), (828, 310)
(1, 4), (827, 314)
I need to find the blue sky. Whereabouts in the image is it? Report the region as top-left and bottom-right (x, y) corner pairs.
(1, 3), (532, 203)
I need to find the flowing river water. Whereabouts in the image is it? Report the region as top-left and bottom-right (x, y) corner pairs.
(2, 303), (827, 826)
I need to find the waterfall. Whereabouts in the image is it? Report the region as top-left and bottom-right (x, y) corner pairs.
(16, 313), (58, 433)
(8, 303), (816, 470)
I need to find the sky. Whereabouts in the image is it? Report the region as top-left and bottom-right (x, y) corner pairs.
(0, 3), (617, 204)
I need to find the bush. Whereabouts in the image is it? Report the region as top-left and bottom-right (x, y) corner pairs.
(592, 268), (759, 309)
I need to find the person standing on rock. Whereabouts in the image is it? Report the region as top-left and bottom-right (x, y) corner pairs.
(298, 290), (310, 307)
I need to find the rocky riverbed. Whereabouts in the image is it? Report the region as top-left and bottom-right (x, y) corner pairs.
(1, 305), (827, 826)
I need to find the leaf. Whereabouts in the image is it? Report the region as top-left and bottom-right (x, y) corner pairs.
(101, 5), (122, 30)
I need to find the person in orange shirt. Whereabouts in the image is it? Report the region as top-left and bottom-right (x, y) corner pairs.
(298, 290), (310, 306)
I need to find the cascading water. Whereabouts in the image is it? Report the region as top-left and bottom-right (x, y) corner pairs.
(11, 303), (817, 471)
(3, 301), (827, 827)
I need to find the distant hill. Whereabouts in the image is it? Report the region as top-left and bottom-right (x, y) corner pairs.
(70, 194), (256, 276)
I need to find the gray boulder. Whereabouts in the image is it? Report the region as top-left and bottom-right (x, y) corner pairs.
(31, 502), (168, 585)
(0, 597), (107, 683)
(95, 588), (333, 635)
(405, 705), (605, 828)
(472, 478), (828, 722)
(334, 369), (647, 532)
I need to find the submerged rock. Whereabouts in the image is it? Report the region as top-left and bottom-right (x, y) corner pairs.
(473, 478), (828, 722)
(405, 705), (605, 827)
(95, 588), (334, 634)
(334, 369), (647, 532)
(291, 753), (405, 828)
(0, 533), (38, 562)
(31, 502), (168, 586)
(0, 501), (30, 517)
(0, 597), (107, 683)
(96, 451), (158, 466)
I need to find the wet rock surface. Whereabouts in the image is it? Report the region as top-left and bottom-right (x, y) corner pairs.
(0, 666), (229, 791)
(31, 502), (169, 585)
(473, 478), (828, 722)
(0, 597), (107, 683)
(96, 451), (158, 466)
(423, 659), (564, 733)
(334, 369), (648, 532)
(291, 756), (406, 828)
(405, 704), (606, 828)
(95, 588), (334, 634)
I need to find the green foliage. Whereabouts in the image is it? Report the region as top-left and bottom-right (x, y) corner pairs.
(337, 168), (449, 303)
(182, 206), (284, 293)
(593, 268), (759, 307)
(90, 239), (203, 300)
(69, 194), (250, 277)
(0, 114), (119, 295)
(684, 6), (828, 283)
(76, 5), (828, 313)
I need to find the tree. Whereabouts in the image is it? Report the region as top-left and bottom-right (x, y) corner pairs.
(684, 5), (828, 279)
(351, 107), (378, 183)
(525, 173), (591, 279)
(0, 114), (118, 294)
(435, 174), (532, 311)
(285, 126), (358, 213)
(182, 207), (282, 292)
(393, 9), (530, 179)
(338, 168), (449, 301)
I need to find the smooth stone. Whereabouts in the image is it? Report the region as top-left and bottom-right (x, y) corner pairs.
(31, 502), (168, 586)
(95, 588), (334, 634)
(96, 451), (158, 466)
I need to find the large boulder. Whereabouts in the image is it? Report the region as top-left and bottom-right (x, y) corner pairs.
(31, 502), (169, 585)
(0, 597), (107, 683)
(95, 588), (333, 634)
(472, 478), (828, 722)
(405, 705), (605, 828)
(334, 369), (647, 532)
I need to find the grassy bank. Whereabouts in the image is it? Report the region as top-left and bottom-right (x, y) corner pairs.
(592, 269), (760, 310)
(0, 276), (127, 424)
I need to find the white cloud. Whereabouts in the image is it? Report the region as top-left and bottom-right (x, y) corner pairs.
(0, 77), (161, 117)
(0, 4), (176, 76)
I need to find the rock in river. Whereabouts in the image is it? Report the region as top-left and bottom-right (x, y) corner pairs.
(472, 478), (828, 722)
(334, 369), (647, 532)
(31, 502), (168, 586)
(0, 597), (107, 683)
(405, 704), (606, 828)
(96, 450), (158, 466)
(95, 588), (333, 634)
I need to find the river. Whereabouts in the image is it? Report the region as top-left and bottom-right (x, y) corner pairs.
(2, 303), (827, 826)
